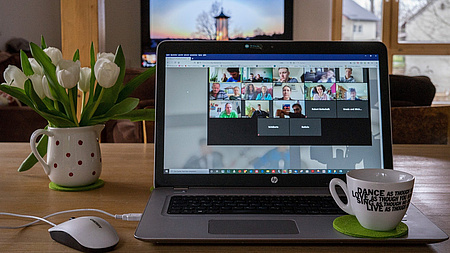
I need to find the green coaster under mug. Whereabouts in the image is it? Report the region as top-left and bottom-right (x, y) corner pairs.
(49, 179), (105, 192)
(333, 215), (408, 238)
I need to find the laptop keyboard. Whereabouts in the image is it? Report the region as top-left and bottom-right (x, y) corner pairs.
(167, 195), (347, 215)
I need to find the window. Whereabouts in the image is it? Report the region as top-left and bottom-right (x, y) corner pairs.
(333, 0), (450, 103)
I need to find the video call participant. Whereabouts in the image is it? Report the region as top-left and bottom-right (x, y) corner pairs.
(256, 85), (272, 100)
(253, 74), (263, 82)
(229, 86), (241, 100)
(347, 87), (361, 100)
(226, 67), (241, 82)
(278, 67), (298, 83)
(243, 83), (257, 100)
(276, 103), (306, 118)
(251, 104), (270, 118)
(313, 84), (330, 100)
(275, 85), (293, 100)
(317, 74), (328, 83)
(219, 103), (238, 118)
(209, 82), (229, 100)
(221, 73), (228, 82)
(326, 69), (336, 83)
(340, 68), (355, 83)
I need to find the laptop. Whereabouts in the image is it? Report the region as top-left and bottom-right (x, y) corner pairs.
(135, 41), (448, 243)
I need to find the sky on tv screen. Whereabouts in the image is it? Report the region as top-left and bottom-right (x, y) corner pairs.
(150, 0), (284, 40)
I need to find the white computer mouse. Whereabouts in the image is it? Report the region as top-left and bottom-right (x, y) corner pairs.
(48, 216), (119, 252)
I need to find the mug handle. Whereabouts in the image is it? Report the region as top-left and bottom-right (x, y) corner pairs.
(329, 178), (354, 215)
(30, 129), (53, 176)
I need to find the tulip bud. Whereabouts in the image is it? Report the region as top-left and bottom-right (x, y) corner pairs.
(78, 67), (91, 92)
(56, 60), (81, 89)
(94, 58), (120, 88)
(28, 58), (44, 76)
(28, 74), (45, 99)
(42, 75), (54, 100)
(97, 52), (115, 62)
(4, 65), (27, 89)
(43, 47), (63, 66)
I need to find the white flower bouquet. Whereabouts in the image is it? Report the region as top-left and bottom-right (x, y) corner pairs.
(0, 37), (155, 172)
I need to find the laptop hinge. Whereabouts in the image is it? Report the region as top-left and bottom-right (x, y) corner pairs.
(173, 187), (189, 193)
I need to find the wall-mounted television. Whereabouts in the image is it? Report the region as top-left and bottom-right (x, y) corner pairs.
(141, 0), (293, 67)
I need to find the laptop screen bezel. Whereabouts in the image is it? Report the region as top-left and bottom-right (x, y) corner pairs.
(153, 41), (393, 188)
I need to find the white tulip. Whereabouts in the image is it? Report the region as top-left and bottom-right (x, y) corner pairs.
(42, 75), (54, 100)
(78, 67), (91, 92)
(3, 65), (27, 89)
(94, 58), (120, 88)
(43, 47), (63, 66)
(97, 52), (115, 62)
(28, 74), (45, 99)
(28, 58), (44, 76)
(56, 60), (81, 89)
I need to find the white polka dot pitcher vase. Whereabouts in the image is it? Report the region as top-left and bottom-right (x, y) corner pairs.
(30, 125), (104, 187)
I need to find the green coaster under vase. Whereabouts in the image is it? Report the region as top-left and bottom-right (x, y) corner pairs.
(333, 215), (408, 238)
(49, 179), (105, 192)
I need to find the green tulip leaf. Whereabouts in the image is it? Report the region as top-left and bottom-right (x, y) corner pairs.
(24, 79), (47, 112)
(69, 86), (78, 116)
(0, 84), (33, 107)
(73, 49), (80, 62)
(20, 50), (34, 76)
(18, 131), (48, 172)
(40, 35), (47, 49)
(87, 42), (97, 106)
(93, 82), (103, 101)
(38, 111), (78, 127)
(117, 67), (155, 103)
(79, 85), (103, 125)
(103, 97), (139, 117)
(42, 97), (56, 110)
(88, 98), (139, 125)
(112, 108), (155, 122)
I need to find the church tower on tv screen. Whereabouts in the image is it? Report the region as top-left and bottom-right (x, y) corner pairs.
(215, 9), (230, 41)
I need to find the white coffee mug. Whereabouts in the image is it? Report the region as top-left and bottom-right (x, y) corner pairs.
(329, 169), (414, 231)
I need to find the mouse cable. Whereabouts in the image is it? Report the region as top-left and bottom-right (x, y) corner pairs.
(0, 212), (57, 228)
(0, 209), (142, 229)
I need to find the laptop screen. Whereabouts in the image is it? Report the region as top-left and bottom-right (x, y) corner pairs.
(156, 41), (392, 187)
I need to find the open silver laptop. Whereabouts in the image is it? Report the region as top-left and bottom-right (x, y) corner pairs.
(135, 41), (448, 243)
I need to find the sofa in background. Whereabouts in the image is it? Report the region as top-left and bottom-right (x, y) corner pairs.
(0, 106), (48, 142)
(390, 75), (449, 144)
(391, 105), (449, 144)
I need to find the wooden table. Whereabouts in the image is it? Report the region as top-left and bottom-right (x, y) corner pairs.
(0, 143), (449, 252)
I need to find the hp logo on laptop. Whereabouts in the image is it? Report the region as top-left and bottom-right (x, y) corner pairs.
(271, 176), (278, 184)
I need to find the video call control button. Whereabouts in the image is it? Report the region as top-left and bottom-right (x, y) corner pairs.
(337, 101), (369, 118)
(305, 101), (337, 118)
(290, 119), (322, 136)
(257, 119), (290, 136)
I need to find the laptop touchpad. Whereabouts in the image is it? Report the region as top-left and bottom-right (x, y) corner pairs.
(208, 220), (299, 234)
